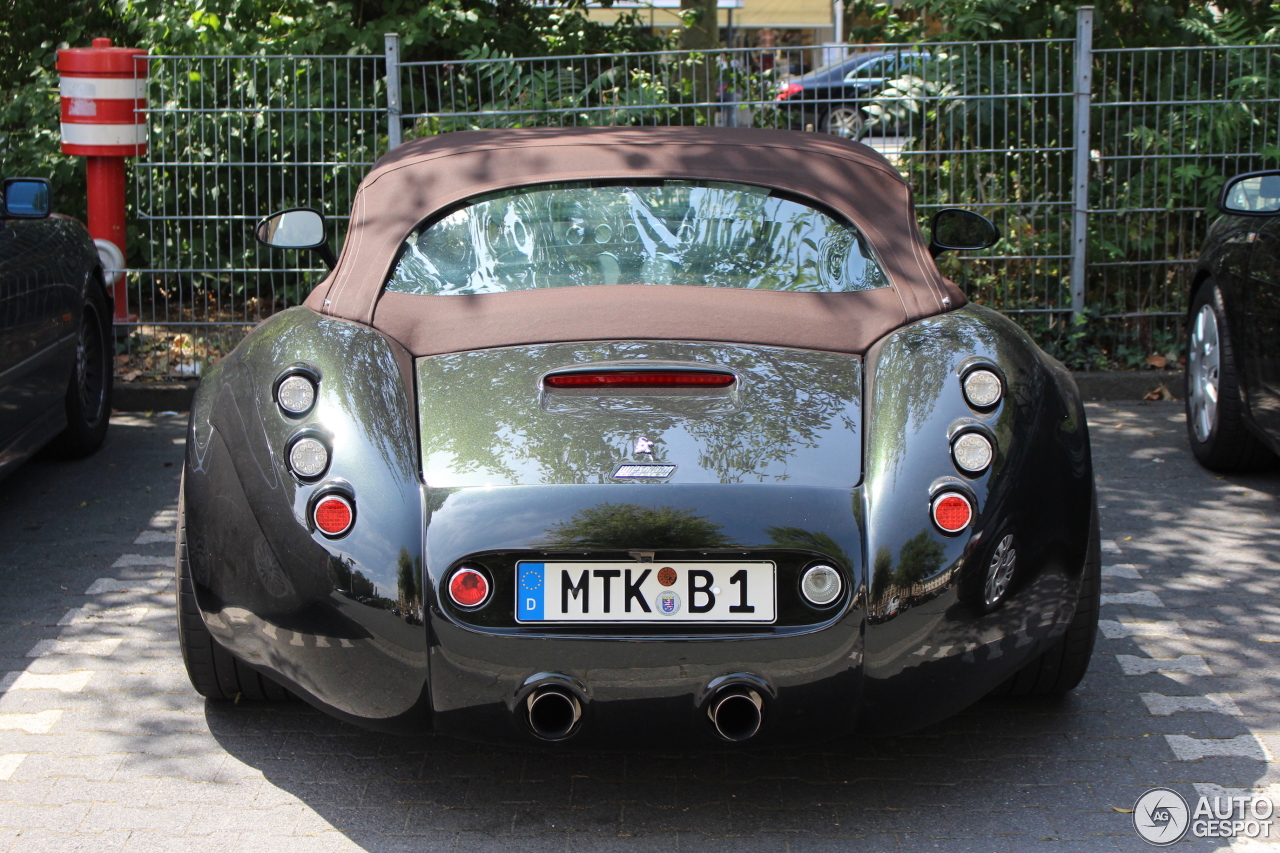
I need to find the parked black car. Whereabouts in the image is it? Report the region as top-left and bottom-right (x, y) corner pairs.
(0, 178), (113, 481)
(177, 128), (1098, 747)
(1185, 169), (1280, 471)
(775, 49), (930, 138)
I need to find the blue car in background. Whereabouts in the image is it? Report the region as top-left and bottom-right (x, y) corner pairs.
(775, 49), (930, 138)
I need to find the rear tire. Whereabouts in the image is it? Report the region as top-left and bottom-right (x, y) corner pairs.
(176, 471), (292, 702)
(1185, 282), (1277, 472)
(988, 492), (1100, 697)
(46, 281), (112, 457)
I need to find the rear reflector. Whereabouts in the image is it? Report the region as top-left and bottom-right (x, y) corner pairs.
(544, 370), (734, 389)
(448, 567), (491, 609)
(313, 495), (353, 536)
(931, 492), (973, 533)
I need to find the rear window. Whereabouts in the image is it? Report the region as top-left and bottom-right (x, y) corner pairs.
(384, 180), (888, 296)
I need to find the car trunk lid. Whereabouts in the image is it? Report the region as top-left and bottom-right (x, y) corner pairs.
(417, 341), (862, 488)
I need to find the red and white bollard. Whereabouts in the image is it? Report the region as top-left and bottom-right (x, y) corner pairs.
(57, 38), (149, 324)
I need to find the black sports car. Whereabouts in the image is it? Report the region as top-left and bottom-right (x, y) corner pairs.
(1185, 169), (1280, 471)
(0, 178), (113, 481)
(178, 127), (1098, 746)
(775, 49), (930, 138)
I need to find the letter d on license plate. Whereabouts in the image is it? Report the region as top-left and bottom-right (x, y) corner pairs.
(516, 561), (775, 623)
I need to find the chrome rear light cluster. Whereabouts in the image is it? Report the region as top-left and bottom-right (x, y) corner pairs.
(930, 364), (1005, 535)
(275, 367), (356, 540)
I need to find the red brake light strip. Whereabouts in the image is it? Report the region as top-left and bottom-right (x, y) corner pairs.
(544, 371), (735, 389)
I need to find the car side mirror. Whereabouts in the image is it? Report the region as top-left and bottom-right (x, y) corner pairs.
(255, 207), (336, 269)
(1219, 170), (1280, 216)
(2, 178), (52, 220)
(929, 208), (999, 258)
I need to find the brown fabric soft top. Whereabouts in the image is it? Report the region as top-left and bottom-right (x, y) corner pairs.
(305, 126), (963, 356)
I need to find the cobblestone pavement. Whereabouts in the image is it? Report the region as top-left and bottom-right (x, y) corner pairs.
(0, 402), (1278, 852)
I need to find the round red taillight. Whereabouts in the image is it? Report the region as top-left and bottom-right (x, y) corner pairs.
(313, 495), (353, 536)
(931, 492), (973, 534)
(448, 567), (491, 609)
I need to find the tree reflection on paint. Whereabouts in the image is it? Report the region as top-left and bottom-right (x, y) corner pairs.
(868, 529), (950, 616)
(765, 525), (851, 569)
(420, 340), (861, 486)
(537, 503), (735, 550)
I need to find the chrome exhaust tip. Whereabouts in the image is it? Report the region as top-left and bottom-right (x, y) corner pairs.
(708, 686), (764, 742)
(525, 687), (582, 741)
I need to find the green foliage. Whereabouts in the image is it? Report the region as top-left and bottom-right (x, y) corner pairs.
(6, 0), (1280, 375)
(854, 4), (1280, 365)
(0, 0), (667, 338)
(764, 526), (851, 569)
(844, 0), (1279, 49)
(0, 0), (664, 211)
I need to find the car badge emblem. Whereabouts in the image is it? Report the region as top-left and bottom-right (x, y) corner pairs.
(634, 436), (654, 456)
(657, 591), (681, 615)
(612, 464), (677, 479)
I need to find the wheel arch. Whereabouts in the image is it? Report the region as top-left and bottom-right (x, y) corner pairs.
(1187, 267), (1213, 315)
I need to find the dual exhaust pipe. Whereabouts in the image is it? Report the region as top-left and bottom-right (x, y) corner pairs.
(521, 677), (765, 743)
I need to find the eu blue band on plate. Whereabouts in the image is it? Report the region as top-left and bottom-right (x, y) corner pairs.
(518, 562), (544, 621)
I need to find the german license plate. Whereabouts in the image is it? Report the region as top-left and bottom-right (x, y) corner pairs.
(515, 561), (776, 623)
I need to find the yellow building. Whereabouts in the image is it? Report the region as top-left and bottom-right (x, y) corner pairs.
(583, 0), (839, 49)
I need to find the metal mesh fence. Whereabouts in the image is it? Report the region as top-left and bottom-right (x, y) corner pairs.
(1089, 44), (1280, 365)
(122, 54), (384, 380)
(121, 27), (1280, 378)
(398, 41), (1077, 329)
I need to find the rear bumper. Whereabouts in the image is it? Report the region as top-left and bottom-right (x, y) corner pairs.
(429, 620), (862, 746)
(423, 482), (866, 745)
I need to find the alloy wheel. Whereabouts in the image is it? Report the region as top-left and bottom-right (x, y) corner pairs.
(1188, 303), (1220, 443)
(984, 533), (1016, 607)
(824, 107), (863, 139)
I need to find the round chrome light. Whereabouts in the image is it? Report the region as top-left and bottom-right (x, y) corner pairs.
(963, 369), (1002, 408)
(931, 492), (973, 533)
(313, 495), (353, 536)
(277, 375), (316, 414)
(288, 437), (329, 478)
(448, 566), (491, 609)
(952, 432), (994, 474)
(800, 565), (842, 606)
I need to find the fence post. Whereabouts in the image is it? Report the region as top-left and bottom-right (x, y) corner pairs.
(1070, 6), (1093, 320)
(385, 33), (403, 149)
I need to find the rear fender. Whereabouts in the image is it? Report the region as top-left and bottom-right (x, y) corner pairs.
(858, 305), (1092, 733)
(184, 307), (428, 723)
